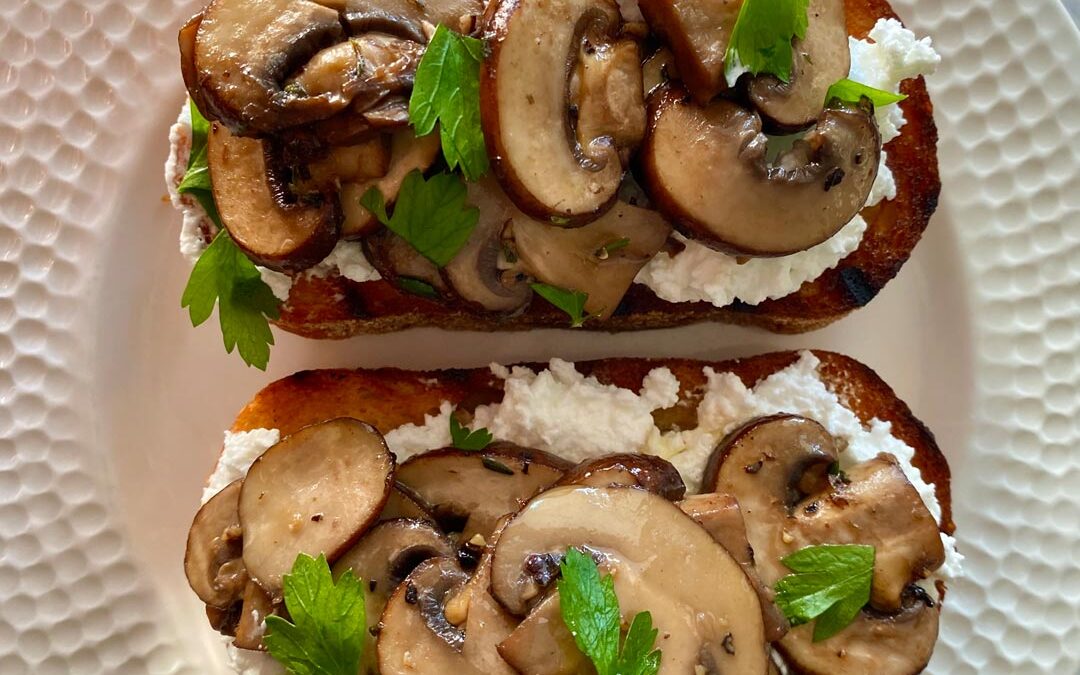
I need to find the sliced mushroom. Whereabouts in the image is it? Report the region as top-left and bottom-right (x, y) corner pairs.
(640, 88), (880, 256)
(395, 445), (571, 544)
(332, 518), (454, 670)
(238, 418), (395, 597)
(444, 178), (533, 314)
(339, 0), (482, 41)
(363, 228), (451, 298)
(704, 415), (946, 675)
(784, 586), (939, 674)
(192, 0), (353, 134)
(233, 580), (276, 650)
(748, 0), (849, 130)
(208, 123), (340, 271)
(185, 480), (247, 609)
(377, 558), (484, 675)
(283, 40), (366, 106)
(557, 453), (686, 500)
(490, 485), (769, 672)
(508, 201), (672, 318)
(342, 129), (442, 238)
(793, 455), (946, 613)
(178, 14), (209, 116)
(641, 46), (677, 99)
(678, 493), (789, 642)
(637, 0), (741, 102)
(497, 592), (591, 675)
(456, 536), (519, 675)
(303, 135), (391, 188)
(481, 0), (642, 222)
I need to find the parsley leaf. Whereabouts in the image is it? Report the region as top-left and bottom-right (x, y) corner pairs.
(409, 24), (490, 181)
(177, 99), (221, 226)
(530, 283), (589, 327)
(264, 553), (367, 675)
(724, 0), (810, 84)
(397, 277), (440, 299)
(360, 170), (480, 267)
(774, 544), (874, 642)
(825, 78), (907, 107)
(181, 230), (280, 370)
(558, 548), (662, 675)
(450, 414), (493, 451)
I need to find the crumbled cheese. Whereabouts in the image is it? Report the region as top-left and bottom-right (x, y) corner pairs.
(384, 401), (455, 461)
(308, 240), (382, 285)
(469, 359), (681, 465)
(223, 636), (284, 675)
(634, 19), (939, 308)
(201, 428), (280, 504)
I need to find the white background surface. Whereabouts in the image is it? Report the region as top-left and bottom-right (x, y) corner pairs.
(0, 0), (1078, 672)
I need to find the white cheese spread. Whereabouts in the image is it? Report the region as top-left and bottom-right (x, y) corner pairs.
(633, 19), (939, 307)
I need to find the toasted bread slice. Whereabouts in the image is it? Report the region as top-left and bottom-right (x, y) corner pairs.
(226, 350), (953, 533)
(273, 0), (939, 338)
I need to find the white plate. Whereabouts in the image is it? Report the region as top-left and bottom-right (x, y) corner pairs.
(1, 0), (1079, 672)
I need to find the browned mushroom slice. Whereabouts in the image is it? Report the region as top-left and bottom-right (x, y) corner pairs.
(342, 129), (442, 238)
(641, 46), (678, 99)
(637, 0), (741, 102)
(395, 445), (571, 544)
(705, 415), (947, 675)
(303, 135), (391, 188)
(480, 0), (642, 223)
(377, 558), (485, 675)
(193, 0), (353, 134)
(340, 0), (482, 41)
(185, 480), (248, 609)
(238, 418), (395, 597)
(233, 580), (277, 650)
(208, 123), (340, 271)
(557, 453), (686, 500)
(793, 455), (946, 612)
(571, 34), (646, 165)
(748, 0), (849, 130)
(678, 493), (789, 642)
(443, 178), (533, 314)
(178, 13), (209, 115)
(509, 202), (671, 318)
(449, 535), (519, 675)
(284, 40), (366, 106)
(363, 228), (451, 298)
(640, 88), (880, 256)
(333, 519), (455, 671)
(490, 486), (768, 672)
(497, 592), (591, 675)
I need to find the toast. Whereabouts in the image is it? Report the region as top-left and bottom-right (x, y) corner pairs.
(225, 350), (953, 533)
(271, 0), (940, 339)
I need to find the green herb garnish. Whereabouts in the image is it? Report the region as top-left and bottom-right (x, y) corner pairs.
(396, 277), (440, 299)
(264, 553), (367, 675)
(530, 283), (589, 327)
(774, 544), (875, 642)
(558, 548), (662, 675)
(825, 78), (907, 107)
(724, 0), (810, 84)
(409, 25), (490, 181)
(450, 414), (494, 451)
(597, 237), (631, 259)
(361, 170), (480, 267)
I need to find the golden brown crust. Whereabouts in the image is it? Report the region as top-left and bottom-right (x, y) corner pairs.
(270, 0), (939, 339)
(229, 350), (952, 533)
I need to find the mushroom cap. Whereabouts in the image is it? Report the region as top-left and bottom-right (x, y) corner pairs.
(557, 453), (686, 500)
(193, 0), (352, 134)
(208, 122), (341, 272)
(376, 557), (484, 675)
(238, 418), (395, 597)
(748, 0), (850, 131)
(705, 415), (947, 675)
(639, 87), (880, 257)
(395, 445), (571, 544)
(184, 480), (247, 609)
(509, 200), (672, 319)
(489, 485), (769, 673)
(480, 0), (640, 223)
(496, 591), (594, 675)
